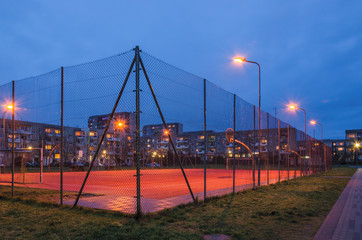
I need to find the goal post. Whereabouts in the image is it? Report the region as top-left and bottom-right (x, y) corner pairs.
(0, 148), (43, 184)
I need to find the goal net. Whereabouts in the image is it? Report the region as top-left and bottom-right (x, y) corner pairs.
(0, 149), (43, 184)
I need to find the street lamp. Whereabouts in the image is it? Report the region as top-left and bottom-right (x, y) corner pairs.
(161, 129), (169, 167)
(1, 104), (13, 173)
(288, 104), (308, 175)
(234, 57), (262, 186)
(310, 120), (325, 172)
(355, 142), (360, 163)
(310, 120), (323, 141)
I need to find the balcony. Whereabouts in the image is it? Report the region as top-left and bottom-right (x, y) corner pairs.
(8, 138), (20, 143)
(15, 129), (32, 135)
(157, 145), (168, 150)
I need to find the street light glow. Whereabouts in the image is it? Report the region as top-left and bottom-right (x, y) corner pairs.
(7, 105), (13, 110)
(289, 105), (297, 109)
(164, 130), (169, 135)
(356, 143), (360, 148)
(310, 120), (316, 125)
(28, 146), (32, 150)
(233, 57), (246, 63)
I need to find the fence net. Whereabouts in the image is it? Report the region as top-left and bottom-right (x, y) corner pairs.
(0, 47), (332, 215)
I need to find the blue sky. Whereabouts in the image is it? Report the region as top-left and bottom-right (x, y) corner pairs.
(0, 0), (361, 139)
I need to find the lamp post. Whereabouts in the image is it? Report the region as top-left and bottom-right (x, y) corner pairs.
(288, 104), (308, 176)
(1, 105), (13, 173)
(234, 57), (262, 186)
(310, 120), (324, 172)
(162, 129), (169, 168)
(310, 120), (322, 142)
(355, 142), (360, 164)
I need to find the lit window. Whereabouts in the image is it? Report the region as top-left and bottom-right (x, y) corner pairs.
(339, 142), (344, 146)
(349, 134), (356, 138)
(55, 130), (60, 134)
(337, 147), (344, 151)
(45, 129), (51, 133)
(75, 131), (83, 136)
(89, 132), (96, 137)
(45, 145), (52, 150)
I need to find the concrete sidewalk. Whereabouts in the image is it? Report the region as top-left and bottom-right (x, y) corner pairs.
(314, 168), (362, 240)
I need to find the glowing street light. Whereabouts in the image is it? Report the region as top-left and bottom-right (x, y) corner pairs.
(288, 104), (308, 175)
(1, 104), (15, 173)
(233, 57), (245, 63)
(356, 143), (361, 148)
(234, 56), (262, 186)
(310, 120), (323, 141)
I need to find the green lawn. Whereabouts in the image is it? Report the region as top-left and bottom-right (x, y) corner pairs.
(0, 167), (356, 240)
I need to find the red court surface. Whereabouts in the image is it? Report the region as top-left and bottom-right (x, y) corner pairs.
(0, 169), (301, 213)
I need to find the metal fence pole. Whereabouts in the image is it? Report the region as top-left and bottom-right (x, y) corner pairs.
(267, 113), (269, 185)
(11, 80), (15, 198)
(233, 94), (236, 194)
(287, 124), (290, 180)
(135, 46), (142, 217)
(294, 129), (296, 179)
(40, 140), (44, 183)
(203, 79), (207, 200)
(60, 67), (64, 205)
(278, 119), (280, 182)
(253, 105), (256, 187)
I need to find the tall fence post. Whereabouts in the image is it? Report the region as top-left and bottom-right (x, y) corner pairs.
(294, 129), (296, 179)
(60, 67), (64, 205)
(253, 105), (256, 187)
(203, 79), (207, 200)
(267, 113), (269, 185)
(135, 46), (142, 217)
(233, 94), (236, 194)
(287, 124), (290, 180)
(278, 119), (280, 182)
(324, 144), (327, 172)
(11, 80), (15, 198)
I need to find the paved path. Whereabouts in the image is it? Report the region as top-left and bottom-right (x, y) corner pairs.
(314, 168), (362, 240)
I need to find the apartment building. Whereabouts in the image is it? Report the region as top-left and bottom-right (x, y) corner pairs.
(0, 119), (81, 167)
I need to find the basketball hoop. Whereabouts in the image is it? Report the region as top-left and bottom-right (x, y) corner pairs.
(225, 128), (234, 143)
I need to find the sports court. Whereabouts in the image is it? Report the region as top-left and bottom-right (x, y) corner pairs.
(0, 168), (299, 213)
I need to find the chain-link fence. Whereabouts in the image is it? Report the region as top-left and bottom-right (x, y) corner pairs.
(0, 46), (332, 216)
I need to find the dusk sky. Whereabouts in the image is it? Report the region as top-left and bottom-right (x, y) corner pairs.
(1, 1), (361, 139)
